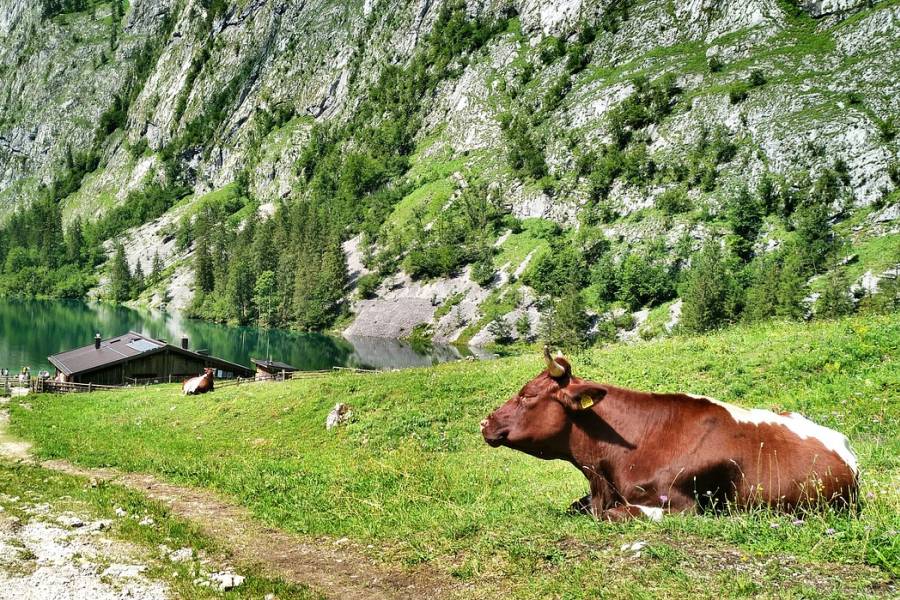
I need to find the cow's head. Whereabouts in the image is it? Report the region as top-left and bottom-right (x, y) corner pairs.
(480, 347), (607, 460)
(204, 368), (214, 377)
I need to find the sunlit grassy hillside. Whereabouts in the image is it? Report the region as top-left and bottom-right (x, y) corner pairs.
(10, 314), (900, 598)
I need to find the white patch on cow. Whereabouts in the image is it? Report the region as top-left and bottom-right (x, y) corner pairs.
(686, 394), (858, 475)
(635, 505), (664, 522)
(183, 378), (201, 394)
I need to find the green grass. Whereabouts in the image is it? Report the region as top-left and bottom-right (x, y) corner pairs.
(8, 314), (899, 597)
(385, 177), (455, 233)
(0, 460), (319, 599)
(844, 233), (900, 283)
(493, 219), (554, 273)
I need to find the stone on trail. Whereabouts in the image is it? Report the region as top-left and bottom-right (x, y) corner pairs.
(138, 516), (155, 527)
(57, 515), (84, 528)
(102, 563), (148, 578)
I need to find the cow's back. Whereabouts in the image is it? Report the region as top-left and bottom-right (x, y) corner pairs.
(591, 390), (857, 510)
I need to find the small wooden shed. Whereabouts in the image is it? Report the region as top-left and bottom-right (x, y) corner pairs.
(251, 358), (299, 381)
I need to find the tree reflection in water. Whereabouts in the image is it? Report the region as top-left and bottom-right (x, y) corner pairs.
(0, 299), (485, 374)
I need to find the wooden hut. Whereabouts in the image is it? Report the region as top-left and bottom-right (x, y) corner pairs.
(49, 331), (253, 386)
(251, 358), (299, 381)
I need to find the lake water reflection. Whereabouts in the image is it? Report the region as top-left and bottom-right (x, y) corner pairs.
(0, 299), (491, 374)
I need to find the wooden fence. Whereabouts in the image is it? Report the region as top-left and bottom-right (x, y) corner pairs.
(1, 366), (380, 395)
(1, 376), (121, 395)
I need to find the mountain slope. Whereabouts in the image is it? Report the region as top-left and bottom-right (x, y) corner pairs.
(0, 0), (897, 341)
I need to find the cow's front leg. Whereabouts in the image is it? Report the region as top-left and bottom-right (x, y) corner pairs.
(568, 493), (592, 515)
(583, 469), (618, 518)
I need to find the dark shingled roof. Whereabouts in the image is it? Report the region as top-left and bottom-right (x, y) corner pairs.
(251, 358), (299, 373)
(49, 331), (252, 377)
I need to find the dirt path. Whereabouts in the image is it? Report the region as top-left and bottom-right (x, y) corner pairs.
(0, 405), (459, 600)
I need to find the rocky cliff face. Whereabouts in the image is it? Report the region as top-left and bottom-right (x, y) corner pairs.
(1, 0), (897, 342)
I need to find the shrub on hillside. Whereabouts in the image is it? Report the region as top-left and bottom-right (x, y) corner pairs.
(471, 256), (497, 287)
(728, 82), (750, 104)
(356, 273), (381, 299)
(488, 317), (513, 344)
(617, 252), (675, 310)
(656, 186), (691, 215)
(539, 36), (566, 64)
(565, 42), (590, 74)
(523, 244), (588, 297)
(589, 255), (619, 304)
(543, 75), (572, 113)
(858, 276), (900, 315)
(748, 70), (767, 87)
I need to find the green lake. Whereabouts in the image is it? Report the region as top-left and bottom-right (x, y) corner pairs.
(0, 299), (487, 375)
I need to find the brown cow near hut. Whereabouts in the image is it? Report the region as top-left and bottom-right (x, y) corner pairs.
(183, 368), (215, 395)
(481, 348), (858, 522)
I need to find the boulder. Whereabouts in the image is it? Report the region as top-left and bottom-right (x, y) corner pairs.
(326, 403), (352, 430)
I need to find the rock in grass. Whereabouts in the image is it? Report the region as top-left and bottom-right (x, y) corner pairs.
(326, 403), (352, 430)
(620, 540), (647, 558)
(210, 571), (245, 591)
(168, 547), (193, 563)
(86, 519), (112, 532)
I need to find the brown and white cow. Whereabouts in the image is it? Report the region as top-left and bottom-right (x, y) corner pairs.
(481, 348), (858, 521)
(182, 368), (215, 395)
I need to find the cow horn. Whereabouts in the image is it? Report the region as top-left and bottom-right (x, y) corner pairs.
(543, 345), (565, 378)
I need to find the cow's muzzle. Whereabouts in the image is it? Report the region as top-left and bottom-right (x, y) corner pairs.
(480, 417), (508, 447)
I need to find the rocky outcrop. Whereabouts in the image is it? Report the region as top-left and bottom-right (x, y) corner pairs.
(802, 0), (869, 18)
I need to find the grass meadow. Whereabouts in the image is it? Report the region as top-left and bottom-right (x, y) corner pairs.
(8, 314), (900, 598)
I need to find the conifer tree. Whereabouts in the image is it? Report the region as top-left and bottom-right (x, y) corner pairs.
(226, 248), (256, 324)
(150, 251), (163, 284)
(680, 243), (736, 332)
(725, 185), (764, 263)
(540, 287), (590, 350)
(64, 217), (84, 264)
(194, 233), (214, 294)
(132, 259), (145, 296)
(109, 242), (132, 302)
(254, 270), (278, 327)
(817, 269), (854, 319)
(775, 248), (807, 319)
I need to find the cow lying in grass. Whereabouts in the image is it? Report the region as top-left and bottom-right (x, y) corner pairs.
(182, 368), (215, 395)
(481, 348), (858, 521)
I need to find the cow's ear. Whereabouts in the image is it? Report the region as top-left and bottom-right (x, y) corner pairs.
(561, 383), (607, 411)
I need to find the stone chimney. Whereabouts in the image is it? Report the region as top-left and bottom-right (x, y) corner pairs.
(181, 337), (189, 350)
(94, 334), (101, 350)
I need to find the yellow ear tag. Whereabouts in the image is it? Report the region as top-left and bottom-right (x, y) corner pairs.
(580, 396), (595, 409)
